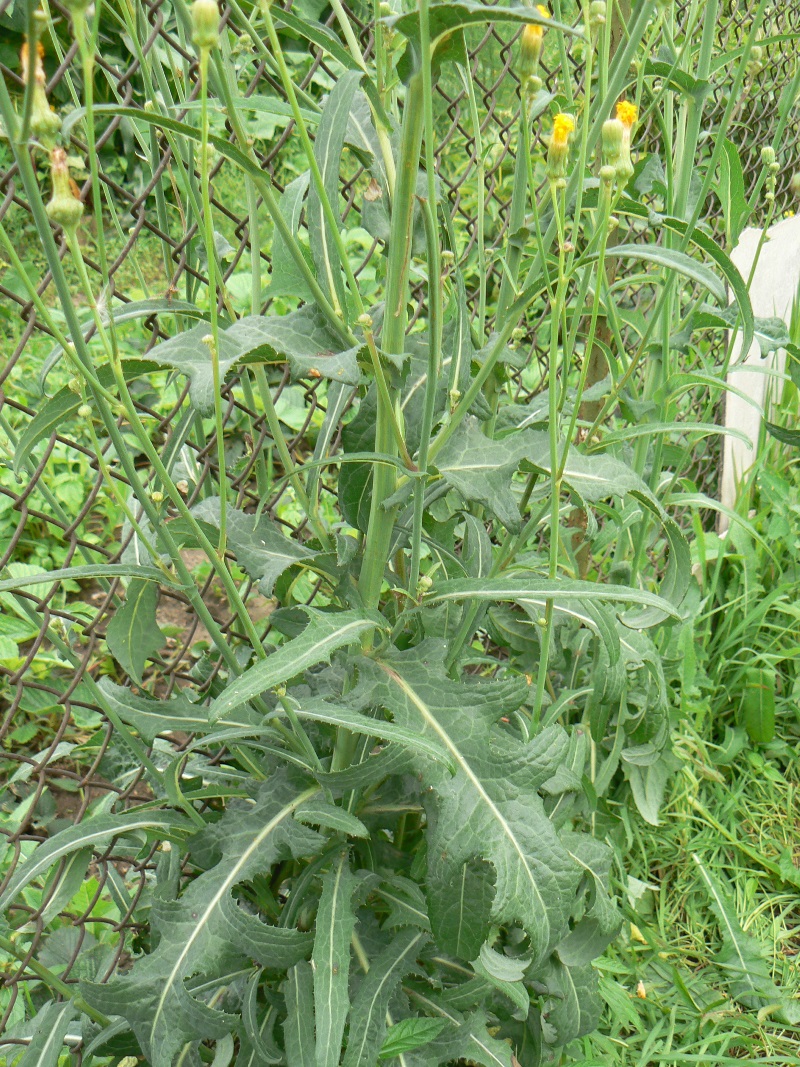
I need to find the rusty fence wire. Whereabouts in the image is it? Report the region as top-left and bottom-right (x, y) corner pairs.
(0, 0), (798, 1044)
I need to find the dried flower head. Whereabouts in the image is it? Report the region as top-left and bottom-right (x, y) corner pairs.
(20, 40), (46, 86)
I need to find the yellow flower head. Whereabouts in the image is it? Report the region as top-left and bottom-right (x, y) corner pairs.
(552, 112), (576, 148)
(616, 100), (638, 129)
(521, 9), (548, 49)
(519, 8), (549, 82)
(521, 22), (543, 47)
(547, 113), (575, 182)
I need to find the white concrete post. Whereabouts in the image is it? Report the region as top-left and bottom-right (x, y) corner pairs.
(720, 214), (800, 528)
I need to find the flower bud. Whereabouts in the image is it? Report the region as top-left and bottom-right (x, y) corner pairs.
(613, 100), (637, 185)
(747, 44), (763, 77)
(46, 148), (84, 232)
(601, 118), (623, 167)
(416, 573), (433, 598)
(77, 403), (92, 418)
(191, 0), (219, 52)
(589, 0), (606, 24)
(518, 6), (549, 83)
(791, 173), (800, 198)
(600, 163), (616, 185)
(21, 38), (61, 146)
(546, 113), (575, 182)
(31, 83), (61, 144)
(761, 146), (776, 168)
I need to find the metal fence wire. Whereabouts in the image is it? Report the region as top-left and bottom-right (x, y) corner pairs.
(0, 0), (798, 1046)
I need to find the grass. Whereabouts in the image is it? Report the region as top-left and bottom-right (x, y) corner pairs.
(574, 738), (800, 1064)
(572, 445), (800, 1064)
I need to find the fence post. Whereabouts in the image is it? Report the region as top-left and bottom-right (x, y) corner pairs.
(720, 215), (800, 528)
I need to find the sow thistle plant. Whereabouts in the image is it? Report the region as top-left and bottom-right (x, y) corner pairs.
(0, 0), (787, 1063)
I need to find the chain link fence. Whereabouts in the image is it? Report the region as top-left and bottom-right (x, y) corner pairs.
(0, 0), (798, 1045)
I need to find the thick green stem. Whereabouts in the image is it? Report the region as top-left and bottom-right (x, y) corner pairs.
(198, 46), (228, 559)
(530, 182), (569, 731)
(358, 72), (425, 613)
(495, 94), (531, 327)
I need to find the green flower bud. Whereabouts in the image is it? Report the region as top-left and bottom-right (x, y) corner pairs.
(601, 118), (623, 168)
(791, 173), (800, 197)
(77, 403), (92, 418)
(30, 83), (61, 145)
(600, 163), (616, 185)
(761, 146), (776, 168)
(589, 0), (606, 24)
(191, 0), (219, 52)
(46, 148), (84, 232)
(21, 35), (61, 146)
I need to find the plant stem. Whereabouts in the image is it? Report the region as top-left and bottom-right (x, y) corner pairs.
(530, 181), (569, 731)
(0, 933), (111, 1027)
(407, 0), (442, 600)
(358, 71), (425, 614)
(198, 45), (228, 560)
(496, 93), (531, 328)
